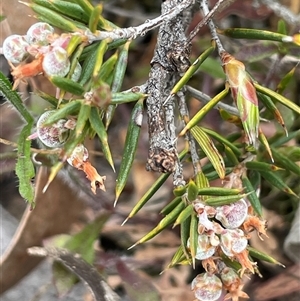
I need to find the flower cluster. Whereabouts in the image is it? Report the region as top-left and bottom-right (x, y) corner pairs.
(28, 110), (106, 194)
(190, 167), (267, 301)
(2, 22), (82, 89)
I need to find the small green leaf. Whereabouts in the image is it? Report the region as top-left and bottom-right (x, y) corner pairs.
(248, 246), (285, 266)
(242, 176), (262, 217)
(98, 52), (118, 84)
(276, 65), (298, 94)
(111, 92), (146, 105)
(258, 92), (287, 135)
(259, 170), (299, 198)
(218, 28), (290, 43)
(258, 128), (274, 162)
(43, 100), (82, 126)
(173, 185), (187, 197)
(191, 126), (226, 179)
(171, 44), (216, 95)
(201, 127), (241, 158)
(167, 245), (189, 269)
(115, 99), (144, 205)
(195, 171), (209, 189)
(173, 205), (193, 227)
(197, 187), (242, 196)
(16, 124), (35, 205)
(189, 213), (198, 268)
(271, 148), (300, 176)
(79, 47), (98, 86)
(89, 4), (102, 33)
(204, 193), (249, 206)
(25, 2), (80, 32)
(0, 72), (34, 123)
(179, 88), (229, 136)
(49, 76), (85, 96)
(245, 161), (283, 172)
(93, 40), (109, 79)
(269, 130), (300, 147)
(105, 41), (131, 128)
(187, 180), (198, 201)
(160, 196), (182, 216)
(180, 216), (192, 261)
(277, 20), (287, 35)
(75, 103), (91, 137)
(254, 83), (300, 115)
(89, 107), (114, 171)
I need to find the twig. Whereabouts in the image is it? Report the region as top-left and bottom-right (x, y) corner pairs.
(86, 0), (194, 42)
(258, 0), (300, 25)
(0, 137), (60, 155)
(200, 0), (225, 55)
(186, 85), (240, 115)
(189, 0), (237, 42)
(27, 247), (121, 301)
(177, 90), (202, 175)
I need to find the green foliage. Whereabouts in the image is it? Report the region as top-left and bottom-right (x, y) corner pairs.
(2, 0), (300, 299)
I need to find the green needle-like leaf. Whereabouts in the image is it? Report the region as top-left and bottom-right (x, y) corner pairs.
(254, 83), (300, 115)
(105, 41), (131, 128)
(89, 107), (115, 171)
(189, 213), (198, 269)
(16, 123), (35, 205)
(173, 205), (193, 227)
(245, 161), (283, 172)
(248, 246), (285, 266)
(204, 193), (249, 206)
(218, 28), (291, 44)
(187, 180), (198, 201)
(89, 4), (102, 33)
(197, 187), (242, 196)
(171, 43), (215, 95)
(259, 170), (299, 198)
(271, 147), (300, 176)
(0, 72), (34, 123)
(191, 126), (226, 179)
(115, 99), (144, 205)
(242, 176), (262, 217)
(75, 103), (91, 137)
(201, 127), (241, 158)
(43, 100), (82, 126)
(179, 88), (229, 136)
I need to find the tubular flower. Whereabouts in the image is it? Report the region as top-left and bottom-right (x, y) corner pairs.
(221, 52), (259, 148)
(67, 144), (106, 194)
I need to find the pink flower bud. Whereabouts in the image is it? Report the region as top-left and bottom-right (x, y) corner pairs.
(42, 46), (70, 77)
(3, 35), (29, 63)
(191, 273), (223, 301)
(26, 22), (54, 45)
(221, 52), (259, 148)
(215, 199), (248, 229)
(36, 110), (69, 148)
